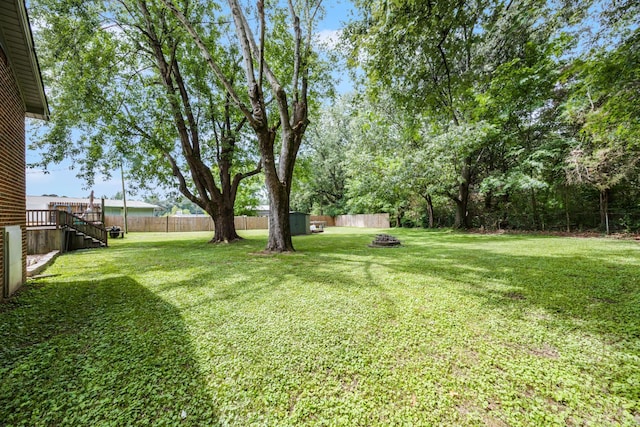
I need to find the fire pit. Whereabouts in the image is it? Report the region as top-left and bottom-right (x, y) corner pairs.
(368, 234), (402, 248)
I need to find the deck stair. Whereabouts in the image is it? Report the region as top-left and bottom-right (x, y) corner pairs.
(26, 210), (108, 252)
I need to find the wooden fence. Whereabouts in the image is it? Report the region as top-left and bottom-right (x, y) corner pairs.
(234, 216), (269, 231)
(334, 213), (390, 228)
(105, 215), (268, 232)
(309, 215), (336, 226)
(105, 213), (388, 232)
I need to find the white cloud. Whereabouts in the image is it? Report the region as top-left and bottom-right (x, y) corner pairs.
(315, 28), (342, 50)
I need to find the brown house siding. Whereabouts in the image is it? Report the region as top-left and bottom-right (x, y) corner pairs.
(0, 45), (28, 299)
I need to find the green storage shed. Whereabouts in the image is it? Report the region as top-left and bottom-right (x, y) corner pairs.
(289, 212), (311, 236)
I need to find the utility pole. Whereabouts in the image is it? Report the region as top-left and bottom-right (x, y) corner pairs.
(121, 160), (128, 234)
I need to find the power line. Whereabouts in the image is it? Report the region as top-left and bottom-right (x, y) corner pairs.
(26, 168), (71, 174)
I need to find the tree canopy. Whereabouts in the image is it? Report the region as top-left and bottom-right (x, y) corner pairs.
(31, 0), (327, 248)
(290, 0), (639, 232)
(29, 0), (640, 236)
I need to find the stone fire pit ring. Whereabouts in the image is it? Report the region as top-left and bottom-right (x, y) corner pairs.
(368, 234), (402, 248)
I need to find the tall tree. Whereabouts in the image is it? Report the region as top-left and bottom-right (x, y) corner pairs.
(163, 0), (324, 252)
(561, 0), (640, 232)
(291, 95), (353, 216)
(30, 0), (261, 243)
(348, 0), (582, 229)
(347, 0), (495, 227)
(475, 28), (573, 230)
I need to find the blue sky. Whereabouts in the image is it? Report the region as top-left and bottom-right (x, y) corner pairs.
(26, 0), (356, 199)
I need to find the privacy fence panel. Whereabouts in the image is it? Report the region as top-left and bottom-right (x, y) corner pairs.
(105, 213), (387, 232)
(241, 216), (269, 230)
(334, 214), (390, 228)
(105, 215), (267, 232)
(309, 215), (336, 226)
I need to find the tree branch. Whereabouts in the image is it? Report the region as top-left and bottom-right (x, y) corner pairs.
(228, 0), (294, 132)
(232, 159), (263, 197)
(288, 0), (301, 103)
(160, 0), (256, 125)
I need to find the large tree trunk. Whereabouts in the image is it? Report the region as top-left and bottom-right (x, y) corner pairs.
(600, 188), (610, 234)
(564, 186), (571, 233)
(212, 210), (240, 243)
(396, 208), (404, 227)
(453, 198), (467, 229)
(266, 183), (293, 252)
(453, 158), (471, 229)
(425, 194), (434, 228)
(209, 195), (241, 243)
(261, 127), (296, 252)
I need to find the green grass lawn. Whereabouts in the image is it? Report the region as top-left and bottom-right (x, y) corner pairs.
(1, 228), (639, 426)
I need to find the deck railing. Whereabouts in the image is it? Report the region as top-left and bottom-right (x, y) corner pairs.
(26, 209), (59, 227)
(26, 210), (107, 245)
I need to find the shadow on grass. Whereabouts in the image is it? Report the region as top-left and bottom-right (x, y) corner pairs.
(404, 241), (638, 338)
(0, 276), (219, 426)
(296, 231), (640, 403)
(295, 231), (640, 337)
(20, 230), (638, 422)
(101, 230), (640, 345)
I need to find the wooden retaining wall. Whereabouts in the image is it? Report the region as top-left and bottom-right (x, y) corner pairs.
(27, 228), (62, 254)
